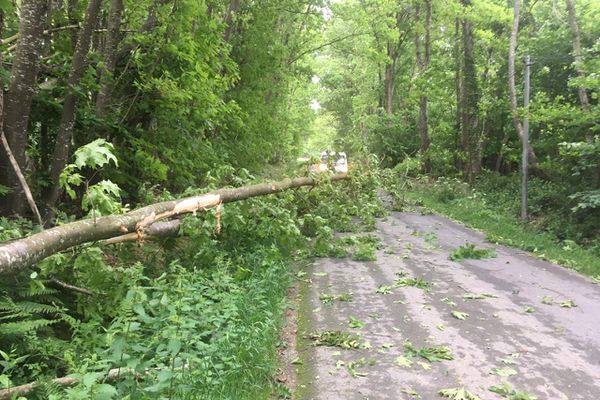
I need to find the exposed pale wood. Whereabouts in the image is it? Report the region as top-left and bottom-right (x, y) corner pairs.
(0, 174), (348, 274)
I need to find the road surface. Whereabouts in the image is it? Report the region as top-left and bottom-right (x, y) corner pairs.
(297, 211), (600, 399)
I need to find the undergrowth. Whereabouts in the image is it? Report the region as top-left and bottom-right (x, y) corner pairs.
(0, 163), (383, 399)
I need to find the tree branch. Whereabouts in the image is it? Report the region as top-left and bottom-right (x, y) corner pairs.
(0, 174), (349, 274)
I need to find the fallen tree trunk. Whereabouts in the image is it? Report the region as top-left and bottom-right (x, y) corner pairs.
(0, 174), (348, 274)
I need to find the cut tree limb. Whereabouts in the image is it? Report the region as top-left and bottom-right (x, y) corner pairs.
(0, 174), (348, 274)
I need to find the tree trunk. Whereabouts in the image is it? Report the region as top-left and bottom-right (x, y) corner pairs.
(565, 0), (598, 186)
(416, 0), (431, 153)
(453, 17), (461, 169)
(564, 0), (589, 113)
(45, 0), (103, 212)
(459, 0), (479, 183)
(383, 8), (405, 118)
(67, 0), (79, 50)
(223, 0), (241, 43)
(384, 40), (395, 116)
(0, 174), (349, 274)
(508, 0), (540, 169)
(95, 0), (124, 116)
(0, 0), (49, 216)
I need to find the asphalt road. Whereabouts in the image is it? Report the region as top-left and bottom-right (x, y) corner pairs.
(297, 211), (600, 400)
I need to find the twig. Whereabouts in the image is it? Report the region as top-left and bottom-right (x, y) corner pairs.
(49, 277), (97, 296)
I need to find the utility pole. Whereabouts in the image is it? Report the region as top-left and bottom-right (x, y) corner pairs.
(521, 54), (531, 221)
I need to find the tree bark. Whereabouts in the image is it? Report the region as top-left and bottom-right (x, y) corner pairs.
(0, 174), (349, 274)
(0, 0), (49, 216)
(45, 0), (103, 211)
(95, 0), (124, 116)
(416, 0), (431, 153)
(508, 0), (540, 169)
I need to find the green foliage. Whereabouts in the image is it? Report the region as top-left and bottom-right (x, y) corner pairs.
(395, 277), (429, 290)
(403, 341), (454, 362)
(489, 382), (538, 400)
(352, 242), (377, 261)
(60, 139), (123, 217)
(439, 388), (482, 400)
(1, 169), (382, 398)
(309, 331), (362, 349)
(449, 243), (497, 261)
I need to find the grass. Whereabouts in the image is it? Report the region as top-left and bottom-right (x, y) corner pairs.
(404, 182), (600, 277)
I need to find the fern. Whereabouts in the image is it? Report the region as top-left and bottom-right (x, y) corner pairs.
(0, 319), (58, 336)
(0, 300), (62, 315)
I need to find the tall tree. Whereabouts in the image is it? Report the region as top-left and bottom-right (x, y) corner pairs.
(415, 0), (431, 153)
(383, 5), (407, 117)
(459, 0), (480, 182)
(95, 0), (124, 116)
(46, 0), (103, 211)
(0, 9), (43, 224)
(508, 0), (540, 169)
(0, 0), (49, 216)
(223, 0), (241, 43)
(564, 0), (589, 112)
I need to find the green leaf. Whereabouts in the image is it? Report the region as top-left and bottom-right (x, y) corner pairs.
(451, 311), (469, 320)
(491, 367), (518, 377)
(439, 387), (481, 400)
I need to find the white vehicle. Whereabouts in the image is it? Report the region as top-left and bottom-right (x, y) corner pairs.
(308, 150), (348, 174)
(333, 152), (348, 173)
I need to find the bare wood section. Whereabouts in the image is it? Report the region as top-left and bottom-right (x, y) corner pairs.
(0, 174), (348, 274)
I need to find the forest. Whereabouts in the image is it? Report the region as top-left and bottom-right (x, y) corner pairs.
(0, 0), (598, 399)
